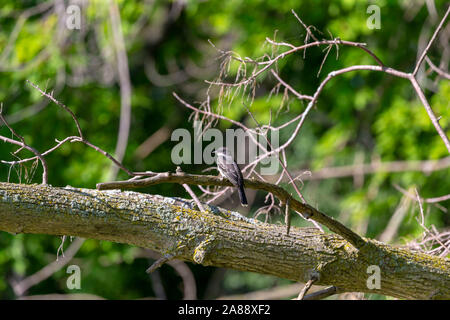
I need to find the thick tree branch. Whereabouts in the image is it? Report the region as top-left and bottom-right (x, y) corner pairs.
(96, 172), (366, 248)
(1, 182), (449, 299)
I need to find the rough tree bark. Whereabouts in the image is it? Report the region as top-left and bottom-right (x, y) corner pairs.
(0, 182), (449, 299)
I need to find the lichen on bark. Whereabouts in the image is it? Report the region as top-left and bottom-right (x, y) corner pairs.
(0, 182), (449, 299)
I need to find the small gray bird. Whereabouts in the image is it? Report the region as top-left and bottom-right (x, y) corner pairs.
(214, 147), (248, 206)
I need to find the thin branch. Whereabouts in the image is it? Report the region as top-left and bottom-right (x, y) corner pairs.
(296, 274), (319, 300)
(9, 80), (142, 177)
(243, 65), (410, 170)
(182, 183), (206, 212)
(303, 286), (339, 300)
(134, 126), (171, 159)
(242, 103), (307, 205)
(207, 38), (384, 88)
(97, 172), (367, 248)
(409, 75), (450, 153)
(413, 5), (450, 76)
(26, 80), (83, 139)
(291, 9), (319, 42)
(242, 103), (325, 233)
(0, 106), (48, 184)
(108, 0), (133, 180)
(393, 184), (447, 212)
(0, 135), (140, 178)
(217, 283), (304, 300)
(270, 70), (313, 100)
(269, 156), (450, 182)
(425, 56), (450, 79)
(1, 136), (79, 166)
(140, 250), (197, 299)
(12, 238), (85, 297)
(146, 254), (175, 274)
(425, 194), (450, 203)
(80, 138), (135, 176)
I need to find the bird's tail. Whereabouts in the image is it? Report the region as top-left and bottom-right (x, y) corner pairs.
(238, 185), (248, 206)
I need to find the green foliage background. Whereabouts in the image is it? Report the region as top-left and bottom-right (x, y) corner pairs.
(0, 0), (448, 299)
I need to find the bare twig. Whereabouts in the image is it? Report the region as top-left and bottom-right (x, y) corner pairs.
(426, 56), (450, 79)
(393, 184), (447, 212)
(413, 5), (450, 76)
(146, 254), (176, 274)
(270, 70), (313, 101)
(0, 2), (54, 64)
(291, 9), (319, 42)
(140, 249), (197, 299)
(242, 103), (325, 233)
(12, 237), (85, 297)
(379, 193), (412, 243)
(243, 65), (410, 170)
(97, 172), (367, 248)
(285, 199), (291, 235)
(296, 274), (319, 300)
(26, 80), (83, 139)
(182, 184), (206, 212)
(134, 126), (171, 159)
(285, 156), (450, 181)
(303, 286), (338, 300)
(0, 105), (48, 184)
(217, 283), (305, 300)
(207, 39), (384, 88)
(409, 75), (450, 153)
(425, 194), (450, 203)
(413, 188), (448, 255)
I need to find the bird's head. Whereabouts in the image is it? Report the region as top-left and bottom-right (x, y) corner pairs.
(213, 146), (230, 157)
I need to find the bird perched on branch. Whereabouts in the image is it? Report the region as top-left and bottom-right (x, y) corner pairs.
(214, 147), (248, 206)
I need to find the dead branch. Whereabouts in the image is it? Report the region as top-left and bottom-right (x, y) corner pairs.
(96, 171), (369, 249)
(0, 105), (48, 184)
(413, 5), (450, 76)
(288, 156), (450, 181)
(426, 56), (450, 79)
(0, 182), (449, 299)
(11, 237), (85, 297)
(108, 0), (133, 180)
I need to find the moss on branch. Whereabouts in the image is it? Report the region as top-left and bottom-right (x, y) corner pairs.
(0, 182), (449, 299)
